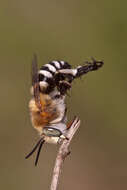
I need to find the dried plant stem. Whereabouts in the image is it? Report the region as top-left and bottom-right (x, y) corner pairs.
(50, 117), (81, 190)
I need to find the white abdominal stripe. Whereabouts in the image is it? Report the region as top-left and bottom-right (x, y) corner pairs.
(39, 70), (53, 78)
(39, 81), (48, 90)
(45, 64), (56, 72)
(48, 61), (71, 70)
(51, 61), (61, 69)
(38, 71), (54, 91)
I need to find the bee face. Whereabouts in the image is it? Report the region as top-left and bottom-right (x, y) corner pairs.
(25, 55), (104, 166)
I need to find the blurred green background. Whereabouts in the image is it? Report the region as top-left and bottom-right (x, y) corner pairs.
(0, 0), (127, 189)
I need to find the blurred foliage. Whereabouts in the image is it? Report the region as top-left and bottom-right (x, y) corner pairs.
(0, 0), (127, 190)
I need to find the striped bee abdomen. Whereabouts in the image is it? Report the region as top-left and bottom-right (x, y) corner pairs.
(38, 58), (103, 95)
(38, 61), (71, 93)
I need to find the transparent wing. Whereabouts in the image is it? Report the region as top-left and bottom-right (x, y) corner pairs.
(32, 54), (42, 111)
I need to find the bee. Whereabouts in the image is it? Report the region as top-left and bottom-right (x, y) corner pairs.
(25, 55), (103, 166)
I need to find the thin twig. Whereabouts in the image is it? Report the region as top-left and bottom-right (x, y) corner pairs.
(50, 117), (81, 190)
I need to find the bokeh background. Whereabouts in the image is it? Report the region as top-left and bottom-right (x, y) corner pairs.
(0, 0), (127, 190)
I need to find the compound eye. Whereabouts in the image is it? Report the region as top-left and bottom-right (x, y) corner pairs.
(43, 127), (62, 137)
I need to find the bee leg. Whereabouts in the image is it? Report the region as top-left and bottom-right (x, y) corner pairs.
(55, 58), (103, 81)
(54, 72), (73, 95)
(57, 80), (72, 95)
(57, 134), (68, 144)
(75, 58), (104, 78)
